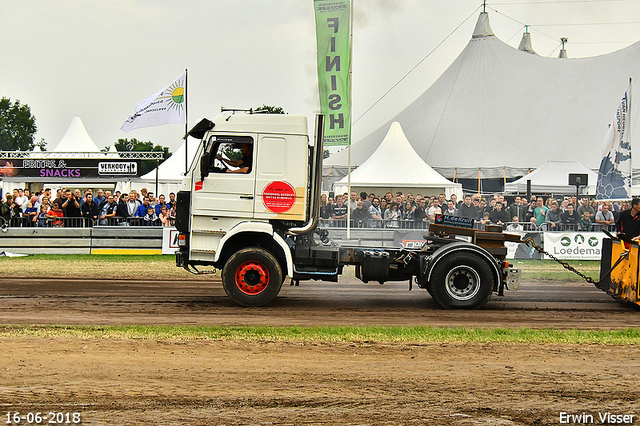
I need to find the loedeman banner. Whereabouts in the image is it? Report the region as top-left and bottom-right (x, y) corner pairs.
(595, 83), (631, 200)
(314, 0), (351, 146)
(121, 73), (187, 132)
(543, 232), (605, 260)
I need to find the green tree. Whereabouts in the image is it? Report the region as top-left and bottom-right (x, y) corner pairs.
(36, 138), (47, 151)
(0, 97), (39, 151)
(254, 104), (286, 114)
(108, 138), (172, 176)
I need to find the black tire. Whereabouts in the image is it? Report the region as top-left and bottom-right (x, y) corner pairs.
(425, 278), (435, 297)
(429, 252), (494, 309)
(222, 247), (284, 307)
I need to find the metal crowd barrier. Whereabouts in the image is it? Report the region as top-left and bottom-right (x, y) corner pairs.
(319, 217), (618, 233)
(319, 218), (430, 229)
(1, 216), (168, 228)
(2, 214), (618, 232)
(502, 221), (616, 233)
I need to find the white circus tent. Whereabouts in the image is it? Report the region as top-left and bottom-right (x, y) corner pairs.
(326, 11), (640, 188)
(333, 122), (462, 199)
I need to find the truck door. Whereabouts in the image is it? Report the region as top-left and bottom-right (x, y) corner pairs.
(192, 135), (256, 218)
(253, 134), (308, 221)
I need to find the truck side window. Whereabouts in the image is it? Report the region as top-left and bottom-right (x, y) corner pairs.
(209, 139), (253, 174)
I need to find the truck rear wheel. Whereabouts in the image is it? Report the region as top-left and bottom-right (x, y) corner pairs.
(429, 252), (494, 309)
(222, 247), (284, 307)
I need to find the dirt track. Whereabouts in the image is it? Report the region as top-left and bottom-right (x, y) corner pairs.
(0, 277), (637, 328)
(1, 277), (639, 425)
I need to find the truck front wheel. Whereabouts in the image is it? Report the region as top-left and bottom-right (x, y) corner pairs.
(429, 252), (494, 309)
(222, 247), (284, 307)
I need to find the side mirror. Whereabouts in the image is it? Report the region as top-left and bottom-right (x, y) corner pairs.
(200, 152), (211, 181)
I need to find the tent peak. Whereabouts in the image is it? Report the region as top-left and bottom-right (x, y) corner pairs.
(558, 37), (568, 58)
(518, 31), (536, 54)
(53, 117), (101, 153)
(472, 12), (494, 38)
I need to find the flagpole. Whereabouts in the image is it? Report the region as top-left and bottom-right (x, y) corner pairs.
(346, 0), (353, 239)
(630, 77), (633, 197)
(185, 68), (189, 175)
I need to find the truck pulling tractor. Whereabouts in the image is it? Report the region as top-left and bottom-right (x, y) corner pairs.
(174, 111), (639, 310)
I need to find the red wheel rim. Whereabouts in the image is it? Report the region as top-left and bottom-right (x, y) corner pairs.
(235, 261), (270, 295)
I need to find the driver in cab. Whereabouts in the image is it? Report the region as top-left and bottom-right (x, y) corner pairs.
(217, 143), (252, 173)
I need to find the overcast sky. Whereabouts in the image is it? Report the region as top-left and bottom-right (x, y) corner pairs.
(2, 0), (639, 154)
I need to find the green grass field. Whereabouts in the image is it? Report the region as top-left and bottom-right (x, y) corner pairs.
(513, 259), (600, 281)
(0, 324), (638, 344)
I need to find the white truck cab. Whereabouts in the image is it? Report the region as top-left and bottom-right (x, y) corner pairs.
(175, 112), (325, 306)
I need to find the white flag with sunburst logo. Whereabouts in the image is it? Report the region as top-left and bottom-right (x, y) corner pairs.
(121, 73), (186, 132)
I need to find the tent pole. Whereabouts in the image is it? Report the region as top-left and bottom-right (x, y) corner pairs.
(184, 68), (189, 175)
(155, 159), (159, 196)
(346, 0), (354, 239)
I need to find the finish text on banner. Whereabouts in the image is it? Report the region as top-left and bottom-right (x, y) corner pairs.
(314, 0), (351, 146)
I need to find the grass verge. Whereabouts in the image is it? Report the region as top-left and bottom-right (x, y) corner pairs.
(0, 254), (215, 280)
(514, 259), (600, 281)
(1, 325), (638, 344)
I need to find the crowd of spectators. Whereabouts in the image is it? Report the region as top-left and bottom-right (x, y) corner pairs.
(0, 187), (177, 228)
(1, 186), (628, 233)
(318, 190), (626, 232)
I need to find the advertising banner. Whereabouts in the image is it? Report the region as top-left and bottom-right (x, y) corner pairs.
(393, 230), (430, 249)
(543, 232), (605, 260)
(505, 231), (543, 260)
(162, 227), (179, 255)
(595, 83), (631, 200)
(314, 0), (351, 146)
(392, 229), (604, 260)
(6, 159), (141, 178)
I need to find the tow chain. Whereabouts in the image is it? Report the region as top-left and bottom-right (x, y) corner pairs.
(523, 238), (628, 294)
(523, 238), (599, 285)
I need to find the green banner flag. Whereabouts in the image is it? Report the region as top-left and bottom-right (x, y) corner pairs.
(314, 0), (351, 146)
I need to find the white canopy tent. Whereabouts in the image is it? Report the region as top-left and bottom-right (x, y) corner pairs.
(333, 122), (462, 199)
(52, 117), (102, 153)
(326, 12), (640, 182)
(2, 117), (112, 196)
(504, 161), (598, 195)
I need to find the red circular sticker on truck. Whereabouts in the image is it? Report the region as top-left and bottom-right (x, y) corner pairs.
(263, 181), (296, 213)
